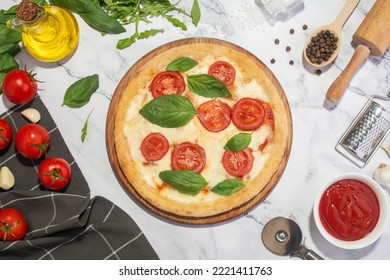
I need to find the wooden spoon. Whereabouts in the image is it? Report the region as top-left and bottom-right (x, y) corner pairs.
(303, 0), (361, 68)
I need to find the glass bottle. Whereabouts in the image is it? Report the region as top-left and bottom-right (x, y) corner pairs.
(7, 0), (80, 62)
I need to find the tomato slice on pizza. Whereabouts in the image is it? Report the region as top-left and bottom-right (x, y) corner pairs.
(222, 148), (254, 177)
(197, 99), (232, 132)
(232, 98), (266, 131)
(141, 132), (169, 161)
(150, 70), (186, 98)
(208, 61), (236, 86)
(171, 142), (206, 173)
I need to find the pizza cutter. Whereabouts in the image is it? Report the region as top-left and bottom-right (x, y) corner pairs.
(261, 216), (324, 260)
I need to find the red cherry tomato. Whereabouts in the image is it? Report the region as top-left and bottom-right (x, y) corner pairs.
(150, 71), (186, 98)
(15, 123), (50, 159)
(197, 99), (232, 132)
(0, 208), (28, 241)
(0, 118), (13, 150)
(38, 157), (72, 190)
(232, 98), (265, 131)
(171, 142), (206, 173)
(222, 148), (254, 177)
(2, 69), (37, 104)
(208, 61), (236, 86)
(141, 132), (170, 161)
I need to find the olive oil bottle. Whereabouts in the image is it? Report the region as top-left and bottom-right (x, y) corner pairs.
(7, 0), (79, 62)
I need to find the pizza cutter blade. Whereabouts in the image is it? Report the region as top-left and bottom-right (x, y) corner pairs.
(261, 216), (324, 260)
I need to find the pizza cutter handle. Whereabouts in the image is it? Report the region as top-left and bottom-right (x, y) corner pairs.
(292, 244), (324, 260)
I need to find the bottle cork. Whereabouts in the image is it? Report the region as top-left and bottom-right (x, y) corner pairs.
(16, 0), (39, 22)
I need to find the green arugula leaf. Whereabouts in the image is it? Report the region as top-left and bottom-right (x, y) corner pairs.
(159, 170), (208, 196)
(164, 15), (187, 31)
(166, 57), (198, 72)
(211, 179), (245, 196)
(224, 133), (252, 152)
(62, 74), (99, 108)
(187, 74), (232, 98)
(138, 28), (164, 39)
(139, 94), (197, 128)
(191, 0), (201, 27)
(81, 108), (94, 142)
(117, 32), (139, 49)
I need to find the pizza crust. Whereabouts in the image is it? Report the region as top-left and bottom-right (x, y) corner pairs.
(114, 40), (290, 218)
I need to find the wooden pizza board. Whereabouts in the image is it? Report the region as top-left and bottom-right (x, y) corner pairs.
(106, 38), (293, 225)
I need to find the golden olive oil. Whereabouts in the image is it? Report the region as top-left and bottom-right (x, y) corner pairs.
(21, 5), (79, 62)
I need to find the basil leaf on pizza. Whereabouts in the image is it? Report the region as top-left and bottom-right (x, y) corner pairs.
(187, 74), (232, 98)
(166, 57), (198, 72)
(211, 179), (245, 196)
(139, 94), (197, 128)
(224, 133), (252, 151)
(159, 170), (208, 196)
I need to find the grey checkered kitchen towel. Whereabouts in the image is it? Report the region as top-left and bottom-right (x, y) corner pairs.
(0, 97), (159, 260)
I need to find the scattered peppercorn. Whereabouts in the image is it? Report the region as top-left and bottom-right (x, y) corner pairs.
(289, 29), (295, 35)
(274, 39), (280, 45)
(316, 69), (322, 75)
(270, 58), (276, 64)
(305, 29), (338, 65)
(302, 24), (308, 30)
(289, 60), (294, 65)
(286, 46), (291, 52)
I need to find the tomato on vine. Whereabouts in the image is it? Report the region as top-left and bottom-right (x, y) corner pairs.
(15, 123), (50, 159)
(0, 118), (13, 150)
(38, 157), (72, 190)
(2, 69), (38, 105)
(0, 208), (28, 241)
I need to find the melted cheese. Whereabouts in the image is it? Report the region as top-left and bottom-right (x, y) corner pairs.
(123, 57), (273, 202)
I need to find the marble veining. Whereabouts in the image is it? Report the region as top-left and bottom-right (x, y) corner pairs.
(1, 0), (390, 260)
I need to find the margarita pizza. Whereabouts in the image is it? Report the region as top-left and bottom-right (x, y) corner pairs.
(114, 40), (290, 218)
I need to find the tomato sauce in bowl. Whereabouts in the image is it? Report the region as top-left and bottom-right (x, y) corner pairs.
(319, 179), (380, 241)
(314, 173), (389, 249)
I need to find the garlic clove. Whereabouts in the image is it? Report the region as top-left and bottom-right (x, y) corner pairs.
(21, 108), (41, 123)
(381, 144), (390, 158)
(0, 166), (15, 190)
(373, 163), (390, 189)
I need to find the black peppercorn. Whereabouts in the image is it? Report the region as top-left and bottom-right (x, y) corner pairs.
(305, 29), (339, 65)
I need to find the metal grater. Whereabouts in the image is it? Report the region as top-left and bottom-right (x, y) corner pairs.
(336, 94), (390, 168)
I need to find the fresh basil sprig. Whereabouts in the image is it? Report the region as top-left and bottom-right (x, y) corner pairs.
(139, 94), (197, 128)
(187, 74), (232, 98)
(211, 179), (245, 196)
(159, 170), (208, 196)
(62, 74), (99, 108)
(224, 133), (252, 152)
(166, 57), (198, 72)
(50, 0), (126, 34)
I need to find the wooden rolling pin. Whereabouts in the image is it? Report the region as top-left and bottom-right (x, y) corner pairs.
(326, 0), (390, 106)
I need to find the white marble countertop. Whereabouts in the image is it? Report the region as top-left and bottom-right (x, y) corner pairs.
(1, 0), (390, 260)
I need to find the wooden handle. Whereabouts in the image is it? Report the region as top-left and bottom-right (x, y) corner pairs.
(325, 44), (370, 105)
(332, 0), (361, 31)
